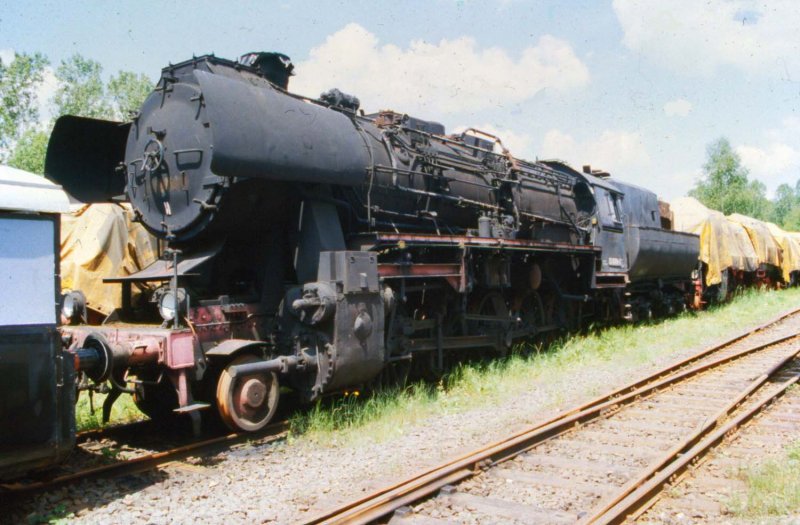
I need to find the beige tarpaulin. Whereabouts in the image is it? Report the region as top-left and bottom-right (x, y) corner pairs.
(727, 213), (782, 269)
(670, 197), (757, 286)
(61, 203), (157, 315)
(766, 222), (800, 282)
(725, 221), (759, 274)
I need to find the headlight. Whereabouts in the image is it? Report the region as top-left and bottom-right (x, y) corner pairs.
(158, 288), (186, 321)
(61, 290), (86, 324)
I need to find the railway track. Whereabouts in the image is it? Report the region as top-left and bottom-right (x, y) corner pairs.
(0, 421), (288, 499)
(638, 376), (800, 522)
(74, 418), (155, 444)
(307, 307), (800, 524)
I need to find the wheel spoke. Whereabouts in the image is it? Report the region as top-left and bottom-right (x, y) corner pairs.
(216, 354), (279, 432)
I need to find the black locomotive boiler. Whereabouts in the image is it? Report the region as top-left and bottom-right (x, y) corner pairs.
(46, 52), (699, 432)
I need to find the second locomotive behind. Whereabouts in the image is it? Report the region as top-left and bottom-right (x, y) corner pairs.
(46, 52), (699, 432)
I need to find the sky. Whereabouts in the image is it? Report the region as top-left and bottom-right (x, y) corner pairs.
(3, 0), (800, 200)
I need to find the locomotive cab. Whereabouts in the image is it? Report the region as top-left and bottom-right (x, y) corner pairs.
(542, 160), (700, 320)
(588, 180), (627, 273)
(541, 160), (628, 282)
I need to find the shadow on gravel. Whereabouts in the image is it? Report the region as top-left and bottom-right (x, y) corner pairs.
(3, 468), (169, 524)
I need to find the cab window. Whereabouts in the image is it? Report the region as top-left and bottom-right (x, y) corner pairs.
(605, 192), (621, 223)
(597, 189), (622, 228)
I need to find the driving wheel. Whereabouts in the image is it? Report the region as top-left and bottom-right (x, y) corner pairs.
(216, 354), (279, 432)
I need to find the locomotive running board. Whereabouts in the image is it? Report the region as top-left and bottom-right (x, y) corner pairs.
(357, 232), (599, 255)
(104, 242), (223, 283)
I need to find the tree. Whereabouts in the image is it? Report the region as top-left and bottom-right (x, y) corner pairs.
(53, 54), (110, 119)
(0, 51), (48, 158)
(7, 129), (49, 174)
(2, 51), (153, 176)
(771, 183), (797, 227)
(107, 71), (152, 120)
(745, 179), (772, 220)
(689, 137), (771, 219)
(52, 55), (152, 121)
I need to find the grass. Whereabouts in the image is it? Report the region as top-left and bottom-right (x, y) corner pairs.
(71, 288), (800, 439)
(25, 503), (72, 525)
(727, 440), (800, 518)
(288, 287), (800, 445)
(75, 390), (145, 431)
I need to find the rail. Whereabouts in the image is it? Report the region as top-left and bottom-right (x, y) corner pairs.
(305, 306), (800, 524)
(0, 421), (289, 498)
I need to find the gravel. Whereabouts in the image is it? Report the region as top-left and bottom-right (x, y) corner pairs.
(640, 367), (800, 524)
(6, 312), (800, 525)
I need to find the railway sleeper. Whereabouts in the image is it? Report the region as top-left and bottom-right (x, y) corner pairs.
(519, 453), (633, 477)
(443, 491), (576, 524)
(487, 467), (617, 496)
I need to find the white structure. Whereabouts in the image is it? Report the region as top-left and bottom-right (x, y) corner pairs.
(0, 166), (69, 325)
(0, 164), (70, 214)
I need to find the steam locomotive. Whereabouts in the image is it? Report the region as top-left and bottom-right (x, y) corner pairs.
(45, 52), (699, 433)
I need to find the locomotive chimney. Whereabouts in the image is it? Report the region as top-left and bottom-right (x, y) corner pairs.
(239, 52), (294, 89)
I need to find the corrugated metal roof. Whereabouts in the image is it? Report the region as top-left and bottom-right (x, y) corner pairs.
(0, 165), (70, 214)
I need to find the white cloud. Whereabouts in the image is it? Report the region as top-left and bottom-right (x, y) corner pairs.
(633, 167), (705, 201)
(539, 129), (578, 162)
(452, 123), (534, 159)
(678, 168), (705, 190)
(613, 0), (800, 75)
(663, 98), (692, 117)
(540, 129), (651, 175)
(292, 23), (589, 116)
(537, 128), (712, 198)
(0, 48), (14, 66)
(737, 143), (799, 175)
(737, 142), (800, 191)
(733, 118), (800, 195)
(765, 116), (800, 143)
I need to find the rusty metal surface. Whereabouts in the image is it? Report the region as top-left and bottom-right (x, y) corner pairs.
(379, 263), (464, 292)
(63, 299), (266, 372)
(216, 354), (279, 432)
(64, 327), (168, 372)
(378, 263), (461, 278)
(188, 302), (265, 347)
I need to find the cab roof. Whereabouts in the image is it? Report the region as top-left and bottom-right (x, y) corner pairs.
(0, 165), (70, 214)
